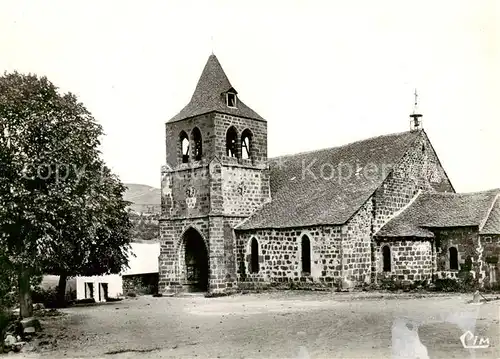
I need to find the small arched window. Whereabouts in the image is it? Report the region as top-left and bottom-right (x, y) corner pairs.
(250, 238), (259, 273)
(449, 247), (459, 270)
(226, 126), (238, 158)
(191, 127), (202, 161)
(241, 129), (253, 160)
(180, 131), (190, 163)
(301, 235), (311, 274)
(382, 245), (391, 272)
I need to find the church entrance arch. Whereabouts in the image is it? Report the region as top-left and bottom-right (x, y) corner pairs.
(182, 228), (209, 292)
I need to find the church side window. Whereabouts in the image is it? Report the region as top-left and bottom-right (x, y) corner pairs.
(191, 127), (202, 161)
(382, 245), (391, 272)
(180, 131), (190, 163)
(449, 246), (459, 270)
(250, 237), (259, 273)
(241, 129), (252, 160)
(301, 235), (311, 274)
(226, 126), (238, 158)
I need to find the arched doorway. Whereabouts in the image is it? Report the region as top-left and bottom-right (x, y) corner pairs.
(183, 228), (209, 292)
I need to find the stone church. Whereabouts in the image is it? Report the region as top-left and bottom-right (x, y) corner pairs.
(158, 55), (500, 294)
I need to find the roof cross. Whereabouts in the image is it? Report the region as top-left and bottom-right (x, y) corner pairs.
(410, 88), (423, 131)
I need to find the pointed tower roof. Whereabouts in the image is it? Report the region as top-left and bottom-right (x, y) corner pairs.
(168, 55), (264, 122)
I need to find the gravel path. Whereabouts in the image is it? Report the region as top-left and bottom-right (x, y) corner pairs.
(18, 291), (500, 358)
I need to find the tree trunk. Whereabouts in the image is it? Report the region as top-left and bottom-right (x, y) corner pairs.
(57, 274), (68, 308)
(0, 328), (4, 354)
(0, 329), (5, 355)
(18, 267), (33, 318)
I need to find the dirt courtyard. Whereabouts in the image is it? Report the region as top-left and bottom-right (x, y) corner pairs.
(21, 291), (500, 358)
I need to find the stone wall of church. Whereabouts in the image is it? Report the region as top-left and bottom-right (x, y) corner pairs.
(340, 200), (373, 284)
(434, 227), (477, 274)
(221, 166), (271, 217)
(430, 227), (494, 290)
(480, 234), (500, 288)
(158, 216), (243, 294)
(235, 226), (343, 287)
(222, 217), (248, 288)
(372, 132), (454, 234)
(234, 201), (374, 288)
(161, 111), (270, 294)
(206, 216), (245, 292)
(158, 218), (210, 293)
(206, 216), (238, 292)
(375, 229), (496, 287)
(161, 166), (211, 218)
(375, 239), (434, 282)
(432, 228), (490, 288)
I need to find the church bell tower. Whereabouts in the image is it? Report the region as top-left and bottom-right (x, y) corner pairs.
(158, 55), (270, 294)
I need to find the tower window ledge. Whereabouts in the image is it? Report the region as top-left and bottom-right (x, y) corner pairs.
(240, 158), (254, 166)
(175, 162), (204, 172)
(224, 155), (240, 165)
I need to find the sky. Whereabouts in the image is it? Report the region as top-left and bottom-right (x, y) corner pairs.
(1, 0), (499, 194)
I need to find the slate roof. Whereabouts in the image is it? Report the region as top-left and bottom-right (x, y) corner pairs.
(237, 130), (422, 230)
(168, 55), (264, 123)
(376, 189), (500, 238)
(480, 197), (500, 234)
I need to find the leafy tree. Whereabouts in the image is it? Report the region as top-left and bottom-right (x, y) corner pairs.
(0, 72), (132, 316)
(129, 211), (159, 241)
(44, 166), (133, 306)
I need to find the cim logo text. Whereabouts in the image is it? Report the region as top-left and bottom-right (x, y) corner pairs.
(460, 331), (490, 349)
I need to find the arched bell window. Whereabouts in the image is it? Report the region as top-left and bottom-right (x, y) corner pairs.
(241, 129), (253, 160)
(180, 131), (190, 163)
(226, 126), (238, 158)
(191, 127), (202, 161)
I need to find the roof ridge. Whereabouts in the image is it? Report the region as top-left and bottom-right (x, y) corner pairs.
(268, 130), (416, 161)
(422, 188), (500, 198)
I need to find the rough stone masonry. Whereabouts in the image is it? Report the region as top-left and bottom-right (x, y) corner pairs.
(158, 54), (500, 294)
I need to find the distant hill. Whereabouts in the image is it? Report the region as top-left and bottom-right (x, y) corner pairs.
(123, 183), (161, 213)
